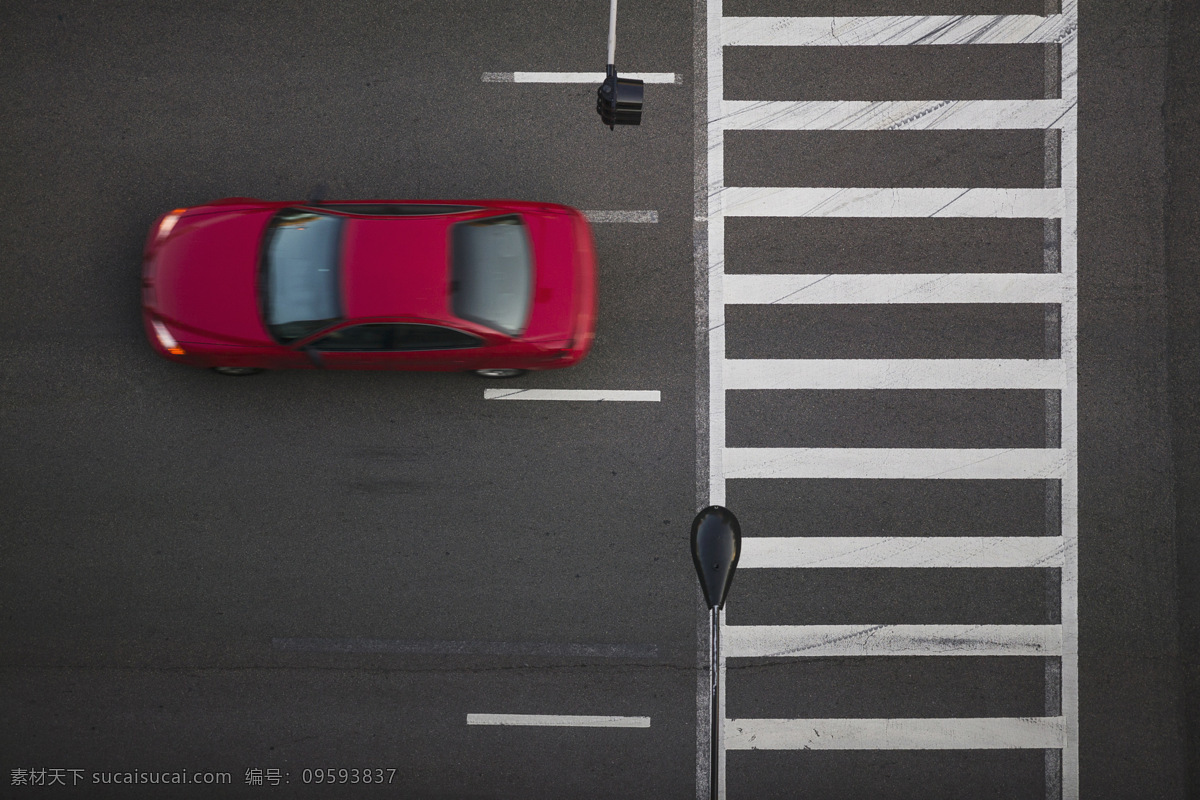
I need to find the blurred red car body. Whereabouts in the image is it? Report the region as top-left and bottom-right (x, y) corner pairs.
(141, 198), (596, 376)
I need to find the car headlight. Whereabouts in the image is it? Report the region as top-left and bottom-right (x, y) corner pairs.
(152, 319), (186, 355)
(156, 209), (188, 241)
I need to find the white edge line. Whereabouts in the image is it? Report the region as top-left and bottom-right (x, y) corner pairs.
(467, 714), (651, 727)
(707, 0), (726, 794)
(1059, 4), (1080, 798)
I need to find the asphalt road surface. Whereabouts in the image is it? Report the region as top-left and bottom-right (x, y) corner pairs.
(1, 1), (1195, 798)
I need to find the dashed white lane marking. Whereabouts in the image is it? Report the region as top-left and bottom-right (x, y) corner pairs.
(738, 536), (1068, 569)
(467, 714), (651, 728)
(482, 71), (679, 84)
(723, 273), (1068, 304)
(725, 717), (1065, 750)
(582, 210), (659, 223)
(722, 12), (1075, 47)
(724, 359), (1066, 390)
(723, 624), (1062, 658)
(484, 389), (660, 401)
(721, 187), (1066, 218)
(720, 99), (1077, 131)
(724, 447), (1070, 480)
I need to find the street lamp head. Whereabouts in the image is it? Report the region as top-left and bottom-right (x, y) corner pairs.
(690, 506), (741, 610)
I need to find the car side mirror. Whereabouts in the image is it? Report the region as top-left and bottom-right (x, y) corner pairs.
(303, 346), (323, 368)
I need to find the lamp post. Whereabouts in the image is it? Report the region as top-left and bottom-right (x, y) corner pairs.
(596, 0), (644, 128)
(690, 506), (741, 800)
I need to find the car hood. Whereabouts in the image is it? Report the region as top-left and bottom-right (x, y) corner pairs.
(148, 209), (275, 345)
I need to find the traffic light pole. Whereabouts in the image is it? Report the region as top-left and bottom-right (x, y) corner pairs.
(596, 0), (642, 127)
(708, 605), (721, 800)
(608, 0), (618, 68)
(691, 507), (741, 800)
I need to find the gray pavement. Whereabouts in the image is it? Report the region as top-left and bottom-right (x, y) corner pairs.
(0, 0), (1194, 797)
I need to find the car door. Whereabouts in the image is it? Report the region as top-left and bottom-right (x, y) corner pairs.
(306, 322), (487, 371)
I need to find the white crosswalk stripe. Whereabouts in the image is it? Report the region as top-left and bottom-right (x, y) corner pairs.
(725, 359), (1067, 390)
(721, 187), (1067, 218)
(723, 624), (1063, 658)
(701, 0), (1079, 795)
(722, 12), (1076, 47)
(723, 273), (1070, 304)
(726, 447), (1071, 480)
(738, 536), (1070, 569)
(720, 99), (1076, 131)
(725, 717), (1066, 750)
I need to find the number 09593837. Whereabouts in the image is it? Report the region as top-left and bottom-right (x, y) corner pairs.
(300, 768), (396, 785)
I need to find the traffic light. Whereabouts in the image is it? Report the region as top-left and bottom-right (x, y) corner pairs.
(596, 66), (643, 129)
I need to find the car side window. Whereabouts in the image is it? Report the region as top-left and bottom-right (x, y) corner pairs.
(311, 324), (482, 352)
(311, 324), (393, 351)
(392, 324), (483, 351)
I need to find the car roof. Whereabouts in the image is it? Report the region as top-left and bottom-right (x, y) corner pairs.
(340, 214), (458, 322)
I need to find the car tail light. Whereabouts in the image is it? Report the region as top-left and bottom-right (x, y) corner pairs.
(152, 319), (186, 355)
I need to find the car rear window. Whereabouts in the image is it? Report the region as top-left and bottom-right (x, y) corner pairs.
(261, 209), (344, 343)
(450, 215), (533, 336)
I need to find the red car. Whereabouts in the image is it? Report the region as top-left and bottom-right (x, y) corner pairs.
(141, 198), (596, 377)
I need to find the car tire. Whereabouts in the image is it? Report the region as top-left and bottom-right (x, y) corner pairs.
(211, 366), (264, 376)
(473, 368), (525, 379)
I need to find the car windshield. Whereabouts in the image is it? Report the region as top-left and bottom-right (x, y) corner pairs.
(261, 209), (345, 343)
(450, 215), (533, 336)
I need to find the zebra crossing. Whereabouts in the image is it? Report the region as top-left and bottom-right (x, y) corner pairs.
(700, 0), (1078, 797)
